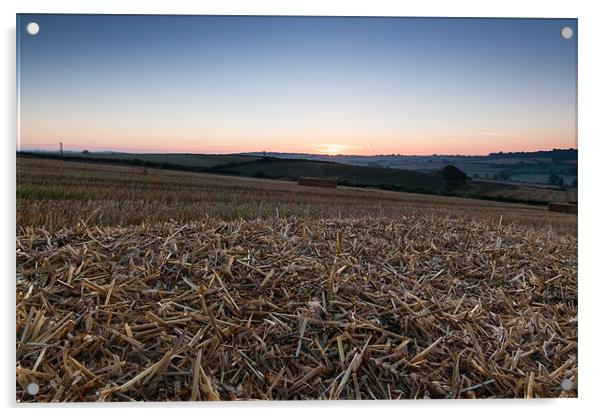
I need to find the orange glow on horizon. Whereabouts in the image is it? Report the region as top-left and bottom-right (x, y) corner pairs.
(18, 132), (576, 156)
(312, 143), (359, 155)
(18, 126), (576, 156)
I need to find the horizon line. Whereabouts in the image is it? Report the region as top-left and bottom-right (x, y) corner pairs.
(17, 146), (578, 159)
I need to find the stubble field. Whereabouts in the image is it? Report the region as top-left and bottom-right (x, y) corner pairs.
(16, 157), (577, 401)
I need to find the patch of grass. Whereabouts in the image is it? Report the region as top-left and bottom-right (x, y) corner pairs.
(17, 185), (84, 200)
(16, 185), (34, 199)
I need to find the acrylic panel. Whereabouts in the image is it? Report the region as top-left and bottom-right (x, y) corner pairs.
(16, 14), (577, 402)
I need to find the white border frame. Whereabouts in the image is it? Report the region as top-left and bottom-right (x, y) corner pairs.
(2, 1), (599, 415)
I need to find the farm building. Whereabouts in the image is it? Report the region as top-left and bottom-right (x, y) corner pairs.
(297, 177), (337, 189)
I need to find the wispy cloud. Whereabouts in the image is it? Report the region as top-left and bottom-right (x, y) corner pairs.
(478, 132), (527, 139)
(418, 136), (468, 143)
(442, 136), (470, 142)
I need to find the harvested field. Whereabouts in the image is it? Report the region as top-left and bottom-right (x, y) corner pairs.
(16, 157), (578, 401)
(17, 157), (577, 235)
(17, 215), (577, 401)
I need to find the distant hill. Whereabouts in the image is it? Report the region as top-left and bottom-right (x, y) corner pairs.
(19, 151), (260, 170)
(487, 148), (577, 160)
(17, 150), (576, 205)
(211, 157), (452, 194)
(243, 148), (578, 188)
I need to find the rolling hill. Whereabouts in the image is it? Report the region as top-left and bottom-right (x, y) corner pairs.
(17, 151), (576, 205)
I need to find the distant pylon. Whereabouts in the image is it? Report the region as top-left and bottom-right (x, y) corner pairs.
(60, 142), (63, 156)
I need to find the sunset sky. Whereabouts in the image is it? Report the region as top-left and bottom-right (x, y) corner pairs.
(17, 15), (577, 156)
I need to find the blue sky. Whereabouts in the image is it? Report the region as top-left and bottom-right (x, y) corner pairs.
(17, 15), (577, 155)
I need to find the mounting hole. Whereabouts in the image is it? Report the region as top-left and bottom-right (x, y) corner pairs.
(26, 22), (40, 36)
(560, 378), (573, 391)
(26, 382), (39, 395)
(560, 26), (573, 40)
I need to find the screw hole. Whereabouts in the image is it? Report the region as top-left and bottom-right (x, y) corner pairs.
(560, 26), (573, 40)
(26, 22), (40, 36)
(26, 382), (39, 395)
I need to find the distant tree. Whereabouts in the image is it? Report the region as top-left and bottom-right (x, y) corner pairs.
(440, 165), (468, 184)
(81, 149), (90, 154)
(473, 173), (480, 179)
(572, 178), (578, 188)
(548, 173), (565, 187)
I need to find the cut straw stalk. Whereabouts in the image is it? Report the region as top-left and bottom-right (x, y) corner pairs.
(191, 349), (220, 401)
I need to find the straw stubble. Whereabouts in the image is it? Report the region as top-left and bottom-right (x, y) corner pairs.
(16, 214), (577, 401)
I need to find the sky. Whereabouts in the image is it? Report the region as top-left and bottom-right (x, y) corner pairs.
(17, 15), (577, 156)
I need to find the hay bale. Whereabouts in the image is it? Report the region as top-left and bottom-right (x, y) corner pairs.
(548, 203), (577, 214)
(298, 177), (337, 188)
